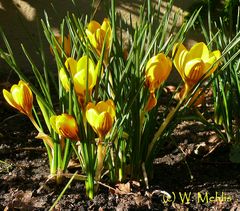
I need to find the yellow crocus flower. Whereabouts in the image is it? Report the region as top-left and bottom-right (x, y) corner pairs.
(86, 99), (116, 138)
(59, 56), (97, 102)
(144, 53), (172, 111)
(3, 80), (33, 116)
(145, 53), (172, 93)
(50, 113), (79, 141)
(86, 18), (112, 58)
(173, 42), (221, 92)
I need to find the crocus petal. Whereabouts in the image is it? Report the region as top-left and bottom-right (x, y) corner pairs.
(95, 28), (106, 51)
(56, 114), (79, 140)
(86, 100), (116, 138)
(11, 84), (29, 114)
(50, 116), (59, 134)
(101, 18), (111, 32)
(52, 35), (71, 57)
(87, 20), (101, 34)
(77, 56), (95, 75)
(86, 18), (112, 60)
(65, 35), (71, 57)
(185, 42), (209, 63)
(22, 83), (33, 114)
(173, 42), (221, 91)
(184, 59), (205, 83)
(59, 68), (70, 91)
(172, 43), (188, 79)
(105, 99), (116, 119)
(73, 69), (93, 95)
(3, 81), (33, 115)
(86, 108), (99, 133)
(86, 30), (97, 47)
(145, 53), (172, 93)
(95, 99), (116, 120)
(65, 57), (77, 76)
(50, 114), (79, 140)
(3, 89), (21, 111)
(145, 93), (157, 112)
(210, 50), (221, 60)
(77, 55), (96, 88)
(96, 112), (113, 138)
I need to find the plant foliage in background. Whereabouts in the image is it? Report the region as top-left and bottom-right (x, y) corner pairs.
(200, 0), (240, 162)
(188, 0), (240, 27)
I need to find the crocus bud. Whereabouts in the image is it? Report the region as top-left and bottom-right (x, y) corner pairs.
(59, 56), (97, 105)
(86, 99), (116, 138)
(50, 113), (80, 141)
(86, 18), (112, 60)
(145, 53), (172, 93)
(3, 80), (33, 116)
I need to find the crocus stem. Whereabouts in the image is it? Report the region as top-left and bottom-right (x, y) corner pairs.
(146, 88), (188, 163)
(55, 143), (63, 184)
(29, 114), (54, 149)
(86, 172), (94, 199)
(51, 142), (58, 175)
(28, 113), (42, 133)
(94, 138), (106, 192)
(61, 139), (71, 171)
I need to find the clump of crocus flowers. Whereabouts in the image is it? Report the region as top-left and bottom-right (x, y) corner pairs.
(2, 12), (222, 201)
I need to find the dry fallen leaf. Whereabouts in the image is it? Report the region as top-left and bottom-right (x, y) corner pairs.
(115, 182), (131, 195)
(7, 189), (46, 209)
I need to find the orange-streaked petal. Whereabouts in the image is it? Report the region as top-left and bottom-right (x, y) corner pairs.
(3, 81), (33, 115)
(50, 114), (79, 140)
(95, 111), (113, 138)
(87, 20), (101, 34)
(184, 59), (205, 83)
(145, 93), (157, 112)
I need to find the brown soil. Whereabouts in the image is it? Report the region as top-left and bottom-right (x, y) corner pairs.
(1, 80), (240, 210)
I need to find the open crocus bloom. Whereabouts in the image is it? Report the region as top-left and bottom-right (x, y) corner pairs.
(86, 99), (116, 138)
(50, 113), (79, 141)
(145, 53), (172, 93)
(3, 80), (33, 116)
(59, 55), (97, 101)
(86, 18), (112, 58)
(173, 42), (221, 91)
